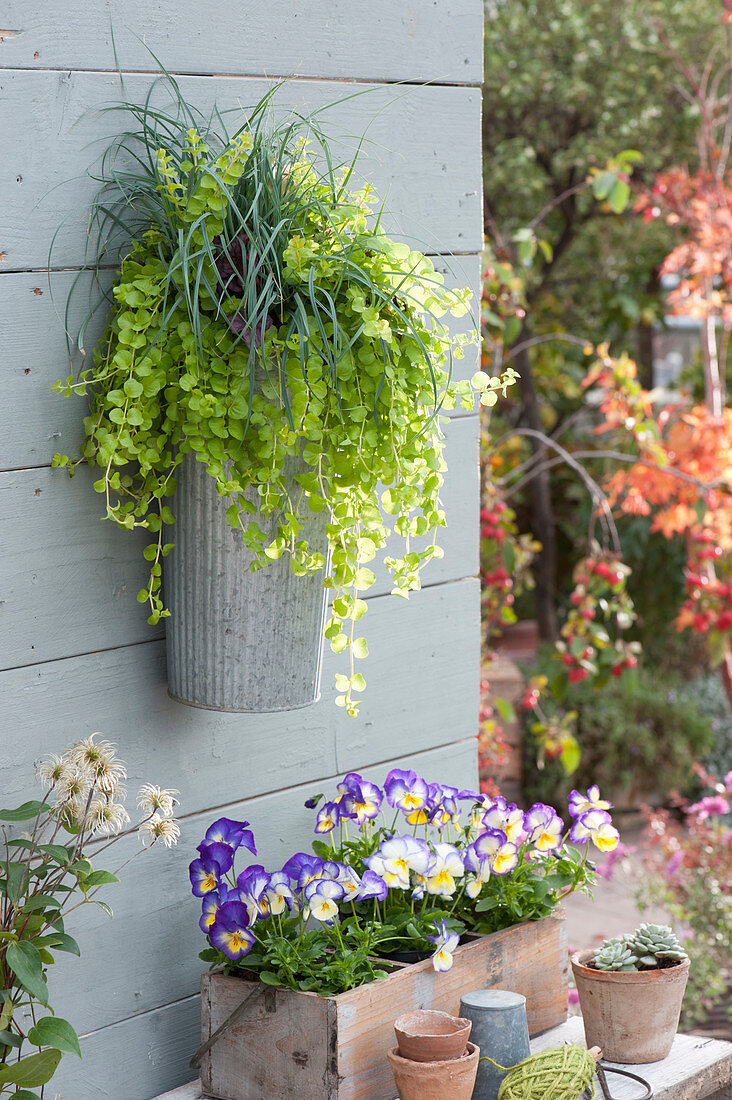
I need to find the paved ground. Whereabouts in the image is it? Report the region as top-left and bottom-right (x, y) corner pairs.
(564, 825), (670, 954)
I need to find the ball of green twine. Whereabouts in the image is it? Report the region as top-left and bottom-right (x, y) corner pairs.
(482, 1044), (596, 1100)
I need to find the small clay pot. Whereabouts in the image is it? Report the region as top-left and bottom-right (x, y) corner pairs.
(387, 1041), (479, 1100)
(571, 949), (690, 1063)
(394, 1009), (472, 1062)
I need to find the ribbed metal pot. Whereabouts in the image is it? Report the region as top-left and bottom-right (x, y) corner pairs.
(164, 451), (328, 712)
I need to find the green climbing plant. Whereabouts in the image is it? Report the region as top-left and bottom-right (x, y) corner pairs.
(52, 75), (516, 714)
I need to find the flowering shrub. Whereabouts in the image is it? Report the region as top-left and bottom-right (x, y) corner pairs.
(636, 766), (731, 1027)
(0, 736), (179, 1094)
(191, 770), (619, 996)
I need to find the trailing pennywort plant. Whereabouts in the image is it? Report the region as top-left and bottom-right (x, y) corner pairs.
(190, 772), (619, 997)
(52, 76), (516, 715)
(0, 736), (180, 1096)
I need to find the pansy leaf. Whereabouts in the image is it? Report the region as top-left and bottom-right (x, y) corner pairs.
(28, 1016), (82, 1058)
(258, 971), (282, 986)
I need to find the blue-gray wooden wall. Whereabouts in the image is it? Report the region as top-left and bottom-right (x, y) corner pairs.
(0, 5), (483, 1096)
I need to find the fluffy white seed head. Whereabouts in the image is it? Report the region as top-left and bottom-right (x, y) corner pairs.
(86, 797), (131, 837)
(137, 784), (180, 819)
(68, 734), (127, 793)
(139, 814), (180, 848)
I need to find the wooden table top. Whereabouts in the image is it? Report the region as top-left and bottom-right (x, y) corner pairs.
(152, 1015), (732, 1100)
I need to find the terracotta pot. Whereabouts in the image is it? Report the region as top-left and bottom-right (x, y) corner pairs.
(387, 1041), (479, 1100)
(393, 1009), (471, 1062)
(571, 949), (690, 1063)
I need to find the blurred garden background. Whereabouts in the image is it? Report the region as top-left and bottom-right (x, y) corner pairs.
(478, 0), (732, 1036)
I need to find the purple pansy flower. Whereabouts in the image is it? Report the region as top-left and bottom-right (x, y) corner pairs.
(189, 855), (223, 898)
(196, 840), (235, 876)
(367, 836), (431, 889)
(315, 801), (341, 834)
(427, 918), (460, 972)
(203, 817), (257, 855)
(199, 888), (229, 933)
(304, 878), (344, 923)
(467, 828), (518, 875)
(523, 803), (563, 851)
(235, 864), (272, 922)
(356, 869), (389, 901)
(481, 798), (525, 843)
(384, 769), (429, 813)
(567, 786), (613, 819)
(337, 773), (383, 823)
(209, 900), (255, 961)
(424, 843), (464, 897)
(282, 853), (324, 890)
(262, 871), (296, 915)
(569, 809), (619, 853)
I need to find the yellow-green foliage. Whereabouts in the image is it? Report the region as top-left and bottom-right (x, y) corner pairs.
(54, 121), (514, 714)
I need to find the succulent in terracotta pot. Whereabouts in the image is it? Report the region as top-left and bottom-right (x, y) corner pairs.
(571, 923), (690, 1062)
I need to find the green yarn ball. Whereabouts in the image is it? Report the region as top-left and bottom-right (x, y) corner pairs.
(496, 1044), (597, 1100)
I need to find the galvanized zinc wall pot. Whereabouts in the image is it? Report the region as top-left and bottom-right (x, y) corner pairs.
(164, 451), (328, 712)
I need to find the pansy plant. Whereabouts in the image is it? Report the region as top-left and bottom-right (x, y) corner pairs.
(191, 773), (618, 997)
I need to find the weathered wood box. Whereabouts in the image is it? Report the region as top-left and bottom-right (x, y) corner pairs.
(200, 910), (567, 1100)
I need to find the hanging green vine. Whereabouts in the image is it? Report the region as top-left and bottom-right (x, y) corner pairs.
(52, 78), (516, 714)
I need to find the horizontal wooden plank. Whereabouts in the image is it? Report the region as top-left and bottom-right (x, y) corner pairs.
(0, 72), (483, 270)
(15, 739), (478, 1053)
(0, 257), (480, 471)
(0, 0), (484, 85)
(152, 1081), (203, 1100)
(54, 994), (202, 1100)
(0, 415), (477, 669)
(0, 577), (480, 811)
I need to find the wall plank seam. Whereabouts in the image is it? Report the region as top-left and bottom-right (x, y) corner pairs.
(77, 993), (201, 1042)
(0, 65), (482, 90)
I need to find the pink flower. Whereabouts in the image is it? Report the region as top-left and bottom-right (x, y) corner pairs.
(687, 795), (730, 821)
(568, 987), (580, 1005)
(665, 850), (684, 878)
(724, 770), (732, 793)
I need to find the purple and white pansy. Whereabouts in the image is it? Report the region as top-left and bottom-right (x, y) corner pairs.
(190, 776), (620, 972)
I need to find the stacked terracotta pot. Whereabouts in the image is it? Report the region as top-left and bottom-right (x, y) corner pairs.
(387, 1010), (479, 1100)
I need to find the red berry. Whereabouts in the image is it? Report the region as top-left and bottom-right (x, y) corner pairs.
(568, 668), (589, 683)
(581, 608), (595, 621)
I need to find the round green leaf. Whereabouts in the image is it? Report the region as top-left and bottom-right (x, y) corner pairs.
(28, 1016), (82, 1058)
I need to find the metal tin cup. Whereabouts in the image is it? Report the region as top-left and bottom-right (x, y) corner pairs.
(459, 990), (530, 1100)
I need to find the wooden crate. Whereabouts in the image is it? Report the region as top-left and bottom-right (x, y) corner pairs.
(200, 910), (567, 1100)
